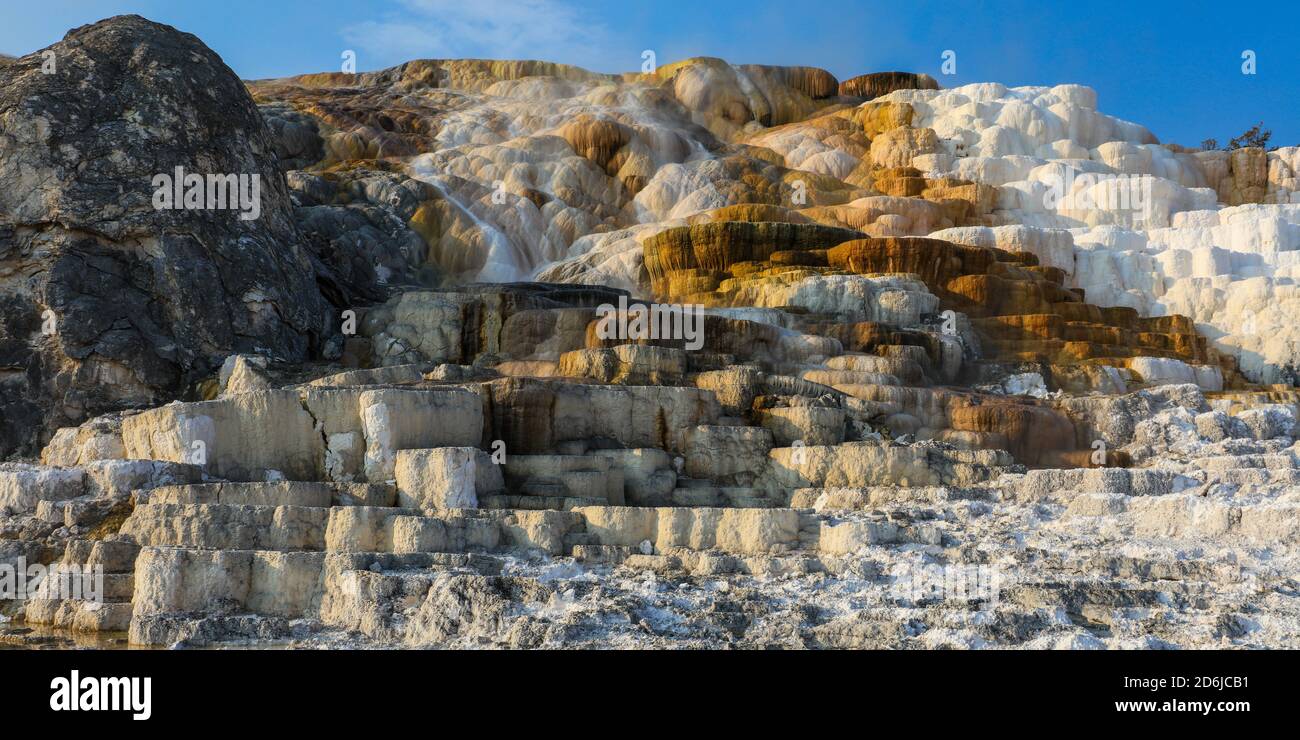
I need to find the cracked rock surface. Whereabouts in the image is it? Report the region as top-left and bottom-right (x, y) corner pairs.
(0, 15), (334, 458)
(2, 15), (1299, 650)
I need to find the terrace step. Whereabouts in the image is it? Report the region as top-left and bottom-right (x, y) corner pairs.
(24, 600), (134, 633)
(503, 454), (625, 505)
(140, 481), (396, 508)
(126, 547), (507, 646)
(668, 487), (782, 507)
(120, 503), (332, 551)
(21, 539), (142, 633)
(478, 493), (605, 510)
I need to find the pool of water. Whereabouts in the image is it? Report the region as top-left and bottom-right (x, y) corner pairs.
(0, 621), (142, 650)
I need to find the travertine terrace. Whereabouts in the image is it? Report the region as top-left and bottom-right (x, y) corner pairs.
(2, 16), (1298, 649)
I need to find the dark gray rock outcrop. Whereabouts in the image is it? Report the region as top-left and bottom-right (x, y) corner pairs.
(260, 102), (326, 171)
(288, 169), (443, 305)
(0, 15), (336, 457)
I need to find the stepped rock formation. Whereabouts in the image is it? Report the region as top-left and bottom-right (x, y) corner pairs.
(2, 15), (1299, 650)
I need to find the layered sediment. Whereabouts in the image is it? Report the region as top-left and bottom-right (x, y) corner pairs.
(2, 15), (1298, 649)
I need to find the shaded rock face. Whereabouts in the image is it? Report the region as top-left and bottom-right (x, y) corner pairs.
(288, 168), (445, 305)
(260, 102), (326, 172)
(0, 15), (334, 457)
(838, 71), (940, 99)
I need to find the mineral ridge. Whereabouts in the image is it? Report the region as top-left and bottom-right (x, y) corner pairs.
(2, 16), (1298, 649)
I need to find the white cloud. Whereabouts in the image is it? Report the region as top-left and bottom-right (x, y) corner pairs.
(342, 0), (623, 71)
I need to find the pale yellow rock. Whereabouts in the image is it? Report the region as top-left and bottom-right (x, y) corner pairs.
(492, 510), (584, 555)
(558, 344), (687, 384)
(370, 291), (467, 365)
(122, 391), (320, 481)
(762, 441), (1008, 490)
(817, 520), (900, 554)
(325, 506), (413, 552)
(388, 513), (500, 553)
(130, 547), (325, 628)
(120, 388), (483, 483)
(757, 401), (846, 446)
(358, 388), (485, 482)
(41, 419), (126, 467)
(120, 503), (329, 551)
(684, 425), (774, 481)
(307, 365), (428, 387)
(573, 506), (801, 555)
(394, 447), (495, 512)
(694, 366), (765, 417)
(219, 354), (272, 396)
(0, 464), (84, 516)
(870, 127), (940, 168)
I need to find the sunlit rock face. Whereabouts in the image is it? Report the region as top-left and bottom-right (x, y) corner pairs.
(248, 57), (1300, 392)
(6, 15), (1300, 651)
(251, 55), (984, 288)
(933, 207), (1300, 385)
(807, 83), (1300, 386)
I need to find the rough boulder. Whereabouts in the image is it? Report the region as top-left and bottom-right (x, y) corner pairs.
(0, 15), (334, 457)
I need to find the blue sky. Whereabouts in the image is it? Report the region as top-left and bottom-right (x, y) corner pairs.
(2, 0), (1296, 147)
